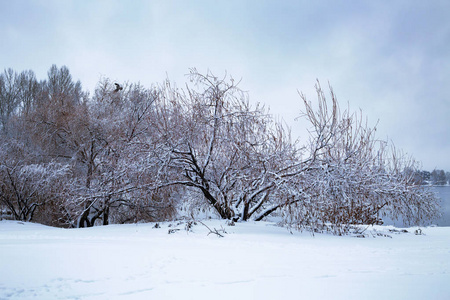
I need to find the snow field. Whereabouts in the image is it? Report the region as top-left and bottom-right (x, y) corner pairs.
(0, 220), (449, 300)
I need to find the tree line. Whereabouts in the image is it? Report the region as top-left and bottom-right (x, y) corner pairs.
(0, 65), (441, 232)
(413, 170), (450, 186)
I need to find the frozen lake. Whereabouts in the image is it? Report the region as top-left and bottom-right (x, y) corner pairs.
(432, 186), (450, 226)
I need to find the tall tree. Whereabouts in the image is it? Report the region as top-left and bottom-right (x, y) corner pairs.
(46, 65), (83, 106)
(0, 69), (21, 133)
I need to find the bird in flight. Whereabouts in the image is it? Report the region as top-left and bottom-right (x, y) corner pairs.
(113, 83), (123, 93)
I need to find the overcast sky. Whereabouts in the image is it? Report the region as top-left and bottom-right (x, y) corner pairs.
(1, 0), (449, 170)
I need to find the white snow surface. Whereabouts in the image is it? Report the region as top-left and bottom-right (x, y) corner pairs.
(0, 220), (449, 300)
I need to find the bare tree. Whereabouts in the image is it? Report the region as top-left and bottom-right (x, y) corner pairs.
(0, 148), (72, 224)
(281, 81), (441, 233)
(46, 65), (84, 106)
(66, 79), (175, 227)
(149, 70), (304, 221)
(0, 69), (22, 133)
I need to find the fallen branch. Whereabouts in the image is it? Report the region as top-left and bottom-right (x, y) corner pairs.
(198, 221), (226, 238)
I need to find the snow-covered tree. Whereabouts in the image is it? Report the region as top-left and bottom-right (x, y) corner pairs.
(74, 78), (176, 226)
(282, 82), (440, 232)
(0, 143), (72, 224)
(148, 70), (303, 221)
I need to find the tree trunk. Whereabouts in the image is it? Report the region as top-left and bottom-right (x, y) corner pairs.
(103, 206), (109, 225)
(78, 201), (92, 228)
(200, 187), (232, 219)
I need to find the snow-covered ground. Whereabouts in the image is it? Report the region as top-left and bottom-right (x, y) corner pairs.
(1, 220), (449, 300)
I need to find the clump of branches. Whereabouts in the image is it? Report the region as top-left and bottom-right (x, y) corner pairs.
(0, 66), (441, 233)
(280, 82), (440, 233)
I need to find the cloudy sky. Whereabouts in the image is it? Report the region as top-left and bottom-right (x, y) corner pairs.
(1, 0), (449, 170)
